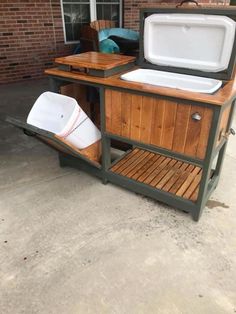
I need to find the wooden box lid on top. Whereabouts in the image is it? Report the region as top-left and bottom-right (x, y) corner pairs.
(54, 52), (136, 78)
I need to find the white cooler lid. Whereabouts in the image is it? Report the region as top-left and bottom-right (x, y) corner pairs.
(144, 14), (236, 73)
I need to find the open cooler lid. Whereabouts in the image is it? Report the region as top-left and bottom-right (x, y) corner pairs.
(144, 14), (235, 72)
(139, 6), (236, 80)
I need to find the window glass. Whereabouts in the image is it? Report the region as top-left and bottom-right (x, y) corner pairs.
(62, 0), (121, 42)
(96, 1), (120, 25)
(62, 1), (90, 42)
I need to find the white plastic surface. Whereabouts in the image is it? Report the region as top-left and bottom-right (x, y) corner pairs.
(144, 14), (236, 72)
(121, 69), (222, 94)
(27, 92), (101, 149)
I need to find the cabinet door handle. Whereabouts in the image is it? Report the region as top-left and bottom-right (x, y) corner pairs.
(191, 112), (202, 121)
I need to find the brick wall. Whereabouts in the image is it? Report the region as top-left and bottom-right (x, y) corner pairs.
(0, 0), (74, 84)
(124, 0), (231, 30)
(0, 0), (232, 84)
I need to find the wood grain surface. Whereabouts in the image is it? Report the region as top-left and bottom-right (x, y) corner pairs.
(45, 67), (236, 106)
(111, 148), (202, 202)
(105, 89), (213, 159)
(55, 52), (135, 70)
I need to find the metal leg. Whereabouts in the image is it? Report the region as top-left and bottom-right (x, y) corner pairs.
(193, 106), (222, 220)
(49, 77), (63, 93)
(58, 153), (67, 168)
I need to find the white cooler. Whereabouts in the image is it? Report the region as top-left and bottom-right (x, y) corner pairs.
(121, 13), (236, 94)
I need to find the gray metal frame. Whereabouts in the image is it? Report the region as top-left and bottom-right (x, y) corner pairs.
(5, 66), (235, 221)
(48, 74), (236, 221)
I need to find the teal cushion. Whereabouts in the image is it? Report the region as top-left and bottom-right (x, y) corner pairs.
(98, 28), (139, 42)
(99, 38), (120, 54)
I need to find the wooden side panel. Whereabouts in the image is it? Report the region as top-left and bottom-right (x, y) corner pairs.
(121, 92), (132, 138)
(196, 108), (213, 159)
(105, 89), (213, 159)
(60, 83), (91, 116)
(105, 89), (112, 133)
(111, 90), (122, 136)
(161, 100), (177, 150)
(216, 104), (231, 146)
(184, 105), (205, 157)
(150, 99), (165, 146)
(130, 95), (142, 141)
(172, 104), (191, 153)
(140, 96), (154, 143)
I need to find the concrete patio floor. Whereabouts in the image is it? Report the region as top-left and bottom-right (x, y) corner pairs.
(0, 79), (236, 314)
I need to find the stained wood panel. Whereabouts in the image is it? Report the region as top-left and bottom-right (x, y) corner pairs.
(184, 105), (205, 157)
(55, 52), (135, 70)
(150, 99), (165, 147)
(121, 92), (132, 138)
(60, 83), (91, 116)
(196, 108), (213, 159)
(140, 96), (154, 143)
(172, 104), (191, 153)
(110, 148), (202, 202)
(216, 104), (231, 146)
(161, 100), (177, 150)
(46, 67), (236, 107)
(105, 89), (213, 159)
(105, 89), (112, 132)
(111, 90), (122, 135)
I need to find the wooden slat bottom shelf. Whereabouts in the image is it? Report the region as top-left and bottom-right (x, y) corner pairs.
(110, 148), (202, 202)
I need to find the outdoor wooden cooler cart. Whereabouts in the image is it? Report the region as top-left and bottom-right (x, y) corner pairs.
(6, 4), (236, 221)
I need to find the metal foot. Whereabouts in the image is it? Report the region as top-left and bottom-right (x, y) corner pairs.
(58, 154), (67, 168)
(191, 209), (201, 222)
(102, 177), (108, 185)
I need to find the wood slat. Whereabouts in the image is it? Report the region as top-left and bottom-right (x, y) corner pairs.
(150, 159), (178, 187)
(196, 108), (213, 159)
(121, 92), (132, 138)
(160, 100), (177, 150)
(130, 95), (142, 141)
(140, 96), (154, 143)
(175, 167), (201, 197)
(183, 169), (203, 199)
(110, 148), (203, 202)
(136, 155), (165, 182)
(114, 149), (145, 174)
(143, 157), (171, 185)
(105, 90), (213, 160)
(172, 103), (191, 153)
(189, 186), (199, 202)
(105, 89), (112, 133)
(127, 152), (155, 178)
(120, 150), (151, 176)
(162, 163), (189, 192)
(216, 104), (231, 146)
(184, 105), (205, 157)
(166, 164), (195, 195)
(155, 160), (183, 189)
(132, 154), (160, 181)
(150, 98), (165, 146)
(111, 90), (122, 136)
(111, 148), (140, 172)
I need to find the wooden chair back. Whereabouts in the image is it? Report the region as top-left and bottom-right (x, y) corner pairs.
(80, 25), (99, 52)
(90, 20), (116, 31)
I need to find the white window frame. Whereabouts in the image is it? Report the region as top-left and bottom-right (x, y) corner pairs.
(60, 0), (123, 44)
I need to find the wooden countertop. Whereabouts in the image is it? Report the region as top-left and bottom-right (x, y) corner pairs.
(45, 66), (236, 106)
(55, 52), (136, 70)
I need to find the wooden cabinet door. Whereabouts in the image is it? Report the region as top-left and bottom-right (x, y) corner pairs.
(105, 89), (213, 160)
